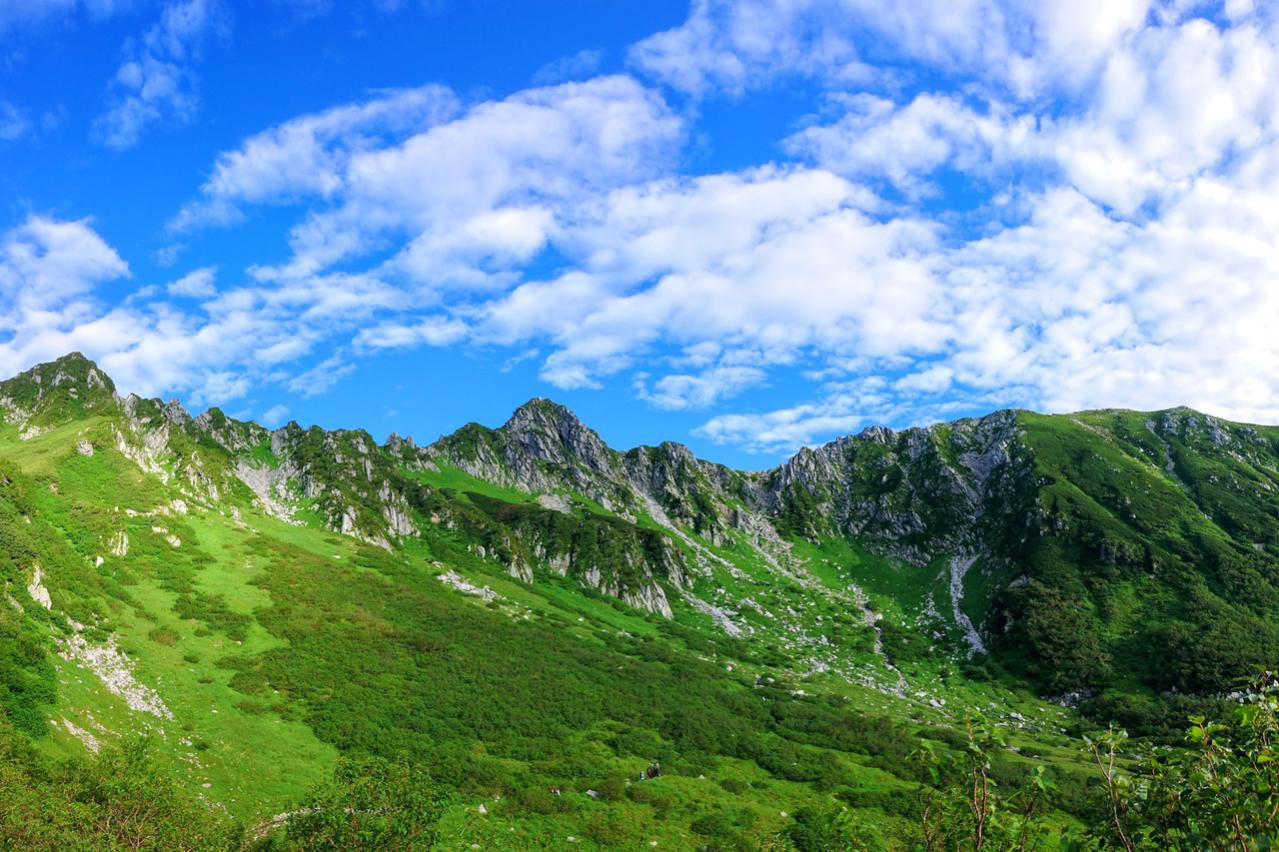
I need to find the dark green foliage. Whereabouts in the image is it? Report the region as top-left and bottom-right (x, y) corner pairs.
(174, 592), (251, 642)
(879, 619), (932, 665)
(0, 612), (55, 738)
(1001, 579), (1111, 692)
(987, 411), (1279, 712)
(0, 721), (242, 850)
(1085, 673), (1279, 849)
(782, 805), (885, 851)
(255, 756), (446, 851)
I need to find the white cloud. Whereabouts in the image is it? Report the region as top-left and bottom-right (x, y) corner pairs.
(0, 101), (30, 141)
(629, 0), (881, 96)
(532, 48), (605, 85)
(267, 75), (682, 283)
(94, 0), (228, 150)
(0, 215), (140, 383)
(698, 169), (1279, 451)
(0, 0), (135, 33)
(638, 365), (767, 410)
(477, 166), (940, 389)
(0, 217), (402, 409)
(0, 215), (129, 322)
(785, 93), (1041, 194)
(166, 265), (216, 298)
(261, 403), (290, 426)
(630, 0), (1249, 106)
(176, 75), (682, 303)
(287, 355), (354, 397)
(354, 315), (469, 350)
(171, 84), (459, 230)
(696, 400), (866, 454)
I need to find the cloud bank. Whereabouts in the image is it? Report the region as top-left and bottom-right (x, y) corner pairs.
(9, 0), (1279, 454)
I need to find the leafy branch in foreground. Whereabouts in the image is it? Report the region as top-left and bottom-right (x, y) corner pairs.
(913, 717), (1053, 851)
(1089, 671), (1279, 850)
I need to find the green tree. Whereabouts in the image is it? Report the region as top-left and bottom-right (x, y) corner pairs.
(260, 756), (446, 850)
(1089, 671), (1279, 849)
(913, 718), (1052, 851)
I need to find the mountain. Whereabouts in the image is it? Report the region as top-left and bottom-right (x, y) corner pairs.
(2, 352), (1278, 848)
(422, 391), (1279, 718)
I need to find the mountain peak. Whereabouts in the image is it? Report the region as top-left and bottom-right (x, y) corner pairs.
(505, 397), (579, 424)
(23, 352), (114, 391)
(501, 397), (609, 461)
(0, 351), (117, 423)
(49, 350), (93, 367)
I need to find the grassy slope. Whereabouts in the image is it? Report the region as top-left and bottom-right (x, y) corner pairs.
(0, 420), (337, 820)
(0, 412), (1126, 848)
(994, 411), (1279, 735)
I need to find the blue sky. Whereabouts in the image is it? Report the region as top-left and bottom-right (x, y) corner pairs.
(2, 0), (1278, 468)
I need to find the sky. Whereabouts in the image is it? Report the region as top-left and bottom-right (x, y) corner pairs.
(1, 0), (1278, 468)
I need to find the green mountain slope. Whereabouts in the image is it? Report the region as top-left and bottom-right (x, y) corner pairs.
(2, 353), (1278, 848)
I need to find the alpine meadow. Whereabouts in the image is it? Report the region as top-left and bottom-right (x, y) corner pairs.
(2, 352), (1279, 848)
(5, 0), (1279, 850)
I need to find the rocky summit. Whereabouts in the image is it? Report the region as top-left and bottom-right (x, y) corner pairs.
(3, 353), (1279, 848)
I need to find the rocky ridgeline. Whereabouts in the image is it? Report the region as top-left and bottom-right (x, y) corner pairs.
(0, 356), (1042, 625)
(422, 398), (1037, 589)
(10, 352), (1279, 690)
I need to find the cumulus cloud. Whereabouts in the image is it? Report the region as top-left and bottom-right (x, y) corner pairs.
(0, 215), (129, 321)
(0, 216), (402, 410)
(629, 0), (1155, 98)
(476, 166), (939, 389)
(638, 365), (767, 410)
(94, 0), (227, 150)
(696, 397), (869, 454)
(265, 75), (682, 284)
(784, 93), (1041, 195)
(22, 1), (1279, 457)
(354, 316), (469, 350)
(170, 84), (460, 230)
(166, 266), (216, 298)
(175, 75), (682, 301)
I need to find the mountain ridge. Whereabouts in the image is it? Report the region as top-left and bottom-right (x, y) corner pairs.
(5, 352), (1279, 846)
(6, 351), (1279, 708)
